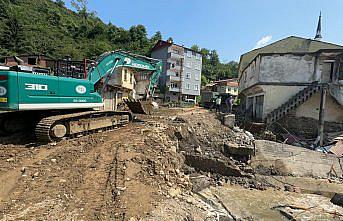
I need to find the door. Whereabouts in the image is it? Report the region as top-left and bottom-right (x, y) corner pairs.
(255, 95), (264, 122)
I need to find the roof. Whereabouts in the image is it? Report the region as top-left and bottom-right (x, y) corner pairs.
(238, 36), (343, 75)
(213, 79), (238, 87)
(151, 40), (201, 54)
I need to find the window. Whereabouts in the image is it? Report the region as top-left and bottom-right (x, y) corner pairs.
(185, 83), (190, 90)
(194, 84), (199, 91)
(176, 59), (182, 66)
(187, 51), (192, 58)
(195, 64), (201, 70)
(124, 69), (128, 81)
(175, 72), (179, 77)
(170, 82), (178, 88)
(339, 62), (343, 80)
(186, 73), (191, 79)
(192, 51), (196, 57)
(195, 73), (200, 81)
(0, 58), (5, 64)
(130, 73), (133, 84)
(186, 62), (191, 68)
(28, 57), (37, 65)
(196, 54), (201, 60)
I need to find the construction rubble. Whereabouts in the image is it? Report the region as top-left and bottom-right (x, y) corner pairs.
(0, 107), (343, 220)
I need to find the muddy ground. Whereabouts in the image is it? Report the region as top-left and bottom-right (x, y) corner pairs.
(0, 107), (342, 221)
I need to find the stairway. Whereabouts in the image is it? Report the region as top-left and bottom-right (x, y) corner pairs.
(266, 84), (321, 124)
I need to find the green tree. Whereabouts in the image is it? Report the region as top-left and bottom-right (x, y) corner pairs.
(55, 0), (65, 7)
(0, 16), (28, 54)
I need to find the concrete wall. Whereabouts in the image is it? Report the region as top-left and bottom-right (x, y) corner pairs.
(108, 67), (134, 90)
(252, 140), (343, 178)
(239, 57), (260, 91)
(244, 85), (306, 119)
(259, 54), (317, 83)
(330, 83), (343, 106)
(151, 47), (169, 92)
(295, 91), (343, 122)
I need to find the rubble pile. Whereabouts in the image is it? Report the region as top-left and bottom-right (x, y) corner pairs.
(0, 107), (342, 220)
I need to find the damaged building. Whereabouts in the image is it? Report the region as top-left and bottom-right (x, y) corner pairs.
(238, 34), (343, 138)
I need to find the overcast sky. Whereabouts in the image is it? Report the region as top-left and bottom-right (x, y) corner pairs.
(65, 0), (343, 62)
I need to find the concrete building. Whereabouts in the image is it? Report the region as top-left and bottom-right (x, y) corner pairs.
(151, 40), (202, 102)
(103, 67), (136, 111)
(238, 35), (343, 137)
(214, 79), (239, 96)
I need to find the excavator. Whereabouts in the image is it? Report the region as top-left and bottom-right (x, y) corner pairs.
(0, 50), (162, 142)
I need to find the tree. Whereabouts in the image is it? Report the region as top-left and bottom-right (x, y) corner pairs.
(0, 16), (28, 54)
(55, 0), (65, 7)
(71, 0), (93, 19)
(191, 45), (200, 52)
(150, 31), (162, 44)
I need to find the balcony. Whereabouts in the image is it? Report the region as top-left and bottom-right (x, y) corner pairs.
(168, 52), (184, 60)
(167, 71), (182, 81)
(169, 75), (182, 82)
(169, 87), (181, 92)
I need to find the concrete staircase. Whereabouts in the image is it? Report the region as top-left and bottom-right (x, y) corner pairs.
(266, 84), (321, 124)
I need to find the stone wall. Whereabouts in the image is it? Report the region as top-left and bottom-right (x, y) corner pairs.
(251, 140), (343, 178)
(276, 111), (343, 138)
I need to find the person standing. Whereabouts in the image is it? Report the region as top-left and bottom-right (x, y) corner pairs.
(215, 96), (222, 112)
(226, 95), (233, 114)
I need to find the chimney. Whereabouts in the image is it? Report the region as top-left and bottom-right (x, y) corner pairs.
(314, 12), (322, 41)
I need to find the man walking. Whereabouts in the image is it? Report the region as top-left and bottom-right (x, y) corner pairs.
(226, 95), (233, 114)
(215, 96), (222, 112)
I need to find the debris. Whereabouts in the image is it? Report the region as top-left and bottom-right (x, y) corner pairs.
(331, 193), (343, 207)
(6, 157), (15, 162)
(223, 142), (254, 157)
(329, 141), (343, 157)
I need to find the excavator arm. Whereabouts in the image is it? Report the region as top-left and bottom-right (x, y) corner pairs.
(87, 50), (162, 114)
(87, 50), (162, 97)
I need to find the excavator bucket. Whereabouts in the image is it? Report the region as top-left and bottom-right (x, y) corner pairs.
(123, 99), (153, 115)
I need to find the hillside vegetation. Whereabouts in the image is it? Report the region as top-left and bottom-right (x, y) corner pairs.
(0, 0), (238, 82)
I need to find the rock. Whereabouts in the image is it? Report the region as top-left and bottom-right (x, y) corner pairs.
(50, 142), (57, 146)
(6, 158), (15, 162)
(195, 146), (202, 154)
(20, 167), (26, 173)
(244, 131), (254, 141)
(51, 159), (57, 163)
(222, 114), (235, 128)
(284, 185), (301, 193)
(223, 142), (254, 157)
(331, 193), (343, 207)
(233, 126), (242, 132)
(59, 179), (67, 183)
(168, 187), (181, 198)
(32, 172), (39, 179)
(170, 146), (177, 153)
(175, 169), (180, 174)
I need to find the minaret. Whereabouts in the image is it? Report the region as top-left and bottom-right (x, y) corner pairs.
(314, 12), (322, 41)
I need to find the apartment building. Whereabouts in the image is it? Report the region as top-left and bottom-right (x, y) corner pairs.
(151, 39), (202, 102)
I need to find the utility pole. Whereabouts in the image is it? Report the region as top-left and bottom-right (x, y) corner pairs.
(318, 84), (327, 146)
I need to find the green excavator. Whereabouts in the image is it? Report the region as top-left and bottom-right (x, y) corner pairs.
(0, 50), (162, 142)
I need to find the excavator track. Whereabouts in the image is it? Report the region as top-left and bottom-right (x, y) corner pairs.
(35, 111), (132, 143)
